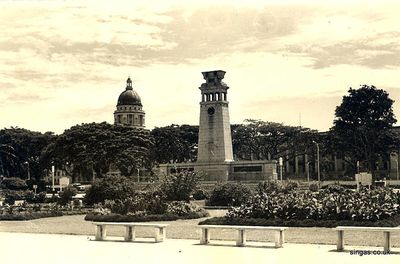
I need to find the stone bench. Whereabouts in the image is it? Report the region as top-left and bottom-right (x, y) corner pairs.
(93, 222), (169, 242)
(199, 225), (288, 248)
(334, 226), (400, 252)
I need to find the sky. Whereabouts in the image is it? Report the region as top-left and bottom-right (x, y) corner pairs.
(1, 0), (400, 134)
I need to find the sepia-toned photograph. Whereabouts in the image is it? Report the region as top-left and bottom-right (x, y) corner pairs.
(0, 1), (400, 263)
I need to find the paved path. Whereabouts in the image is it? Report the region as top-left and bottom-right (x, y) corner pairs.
(0, 232), (398, 264)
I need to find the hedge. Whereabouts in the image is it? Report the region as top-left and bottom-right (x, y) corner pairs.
(85, 210), (209, 222)
(199, 214), (400, 228)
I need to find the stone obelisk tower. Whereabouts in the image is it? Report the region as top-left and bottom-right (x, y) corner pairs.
(159, 70), (277, 182)
(197, 70), (234, 167)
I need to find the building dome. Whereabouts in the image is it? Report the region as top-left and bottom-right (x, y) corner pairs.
(114, 77), (145, 128)
(117, 77), (142, 106)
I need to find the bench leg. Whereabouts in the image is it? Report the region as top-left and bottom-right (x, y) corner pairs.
(274, 230), (284, 248)
(200, 229), (210, 244)
(383, 232), (391, 252)
(236, 229), (246, 246)
(125, 226), (135, 241)
(95, 225), (106, 241)
(337, 230), (344, 251)
(155, 227), (166, 242)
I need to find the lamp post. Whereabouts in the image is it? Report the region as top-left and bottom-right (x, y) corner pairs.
(51, 164), (55, 192)
(24, 161), (30, 180)
(306, 161), (311, 182)
(279, 157), (283, 181)
(312, 141), (321, 186)
(137, 168), (140, 183)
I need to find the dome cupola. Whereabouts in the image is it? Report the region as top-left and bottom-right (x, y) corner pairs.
(117, 77), (142, 106)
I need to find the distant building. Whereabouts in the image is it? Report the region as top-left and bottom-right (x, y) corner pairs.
(283, 128), (400, 181)
(43, 168), (72, 190)
(114, 77), (145, 128)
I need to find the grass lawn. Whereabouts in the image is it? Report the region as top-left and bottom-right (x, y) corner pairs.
(0, 209), (399, 247)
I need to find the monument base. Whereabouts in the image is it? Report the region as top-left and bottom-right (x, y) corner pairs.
(159, 160), (277, 182)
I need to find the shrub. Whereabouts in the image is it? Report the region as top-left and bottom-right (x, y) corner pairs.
(85, 206), (209, 222)
(199, 214), (400, 227)
(257, 181), (299, 195)
(309, 183), (319, 192)
(165, 201), (204, 216)
(58, 187), (77, 206)
(0, 211), (63, 221)
(3, 190), (34, 205)
(1, 177), (28, 190)
(45, 194), (59, 203)
(321, 185), (346, 193)
(84, 174), (136, 205)
(98, 191), (168, 216)
(158, 171), (203, 201)
(257, 181), (280, 194)
(283, 181), (299, 193)
(208, 182), (253, 206)
(192, 188), (209, 200)
(33, 192), (47, 203)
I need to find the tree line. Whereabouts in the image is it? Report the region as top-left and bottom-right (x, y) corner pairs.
(0, 84), (399, 182)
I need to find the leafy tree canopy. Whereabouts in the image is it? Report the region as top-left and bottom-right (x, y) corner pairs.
(0, 127), (55, 180)
(331, 85), (398, 177)
(232, 119), (318, 162)
(150, 124), (198, 164)
(42, 122), (153, 181)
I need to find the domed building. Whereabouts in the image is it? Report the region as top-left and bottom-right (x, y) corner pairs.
(114, 77), (145, 128)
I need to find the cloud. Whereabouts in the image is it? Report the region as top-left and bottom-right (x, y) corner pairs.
(279, 6), (400, 69)
(234, 95), (343, 131)
(60, 104), (114, 120)
(0, 81), (16, 89)
(4, 93), (51, 104)
(284, 33), (400, 69)
(1, 2), (400, 134)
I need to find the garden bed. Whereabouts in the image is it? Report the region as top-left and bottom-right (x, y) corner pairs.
(0, 208), (90, 221)
(85, 210), (209, 222)
(199, 214), (400, 228)
(0, 211), (64, 221)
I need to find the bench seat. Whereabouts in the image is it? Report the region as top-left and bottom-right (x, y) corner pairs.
(334, 226), (400, 252)
(93, 222), (169, 242)
(199, 225), (288, 248)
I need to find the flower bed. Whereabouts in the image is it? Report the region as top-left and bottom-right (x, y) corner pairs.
(229, 187), (400, 221)
(199, 214), (400, 227)
(85, 198), (209, 222)
(0, 203), (91, 221)
(0, 211), (64, 221)
(85, 210), (209, 222)
(200, 186), (400, 227)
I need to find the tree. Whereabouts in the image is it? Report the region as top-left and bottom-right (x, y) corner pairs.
(42, 122), (153, 181)
(0, 128), (55, 180)
(0, 143), (17, 177)
(0, 177), (28, 190)
(232, 119), (318, 162)
(150, 124), (198, 164)
(331, 85), (398, 178)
